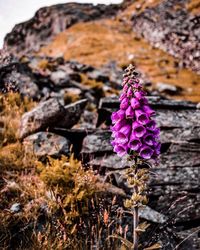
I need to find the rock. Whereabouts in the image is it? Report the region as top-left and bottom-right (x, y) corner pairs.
(20, 80), (40, 99)
(81, 130), (112, 154)
(87, 70), (109, 83)
(56, 99), (88, 128)
(20, 98), (65, 138)
(4, 3), (119, 56)
(50, 70), (70, 86)
(177, 228), (200, 250)
(23, 132), (70, 157)
(10, 203), (21, 213)
(156, 82), (183, 95)
(90, 154), (129, 169)
(64, 87), (82, 104)
(139, 206), (168, 224)
(131, 0), (200, 74)
(75, 110), (97, 129)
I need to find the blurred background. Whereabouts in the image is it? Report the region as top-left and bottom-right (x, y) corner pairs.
(0, 0), (122, 48)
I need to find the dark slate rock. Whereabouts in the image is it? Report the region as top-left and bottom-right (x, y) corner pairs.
(155, 82), (183, 95)
(50, 70), (70, 86)
(87, 70), (109, 83)
(23, 132), (70, 157)
(56, 99), (87, 128)
(81, 130), (112, 154)
(131, 0), (200, 74)
(20, 98), (65, 138)
(4, 3), (119, 56)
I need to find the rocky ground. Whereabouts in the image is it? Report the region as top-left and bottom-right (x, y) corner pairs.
(0, 0), (200, 249)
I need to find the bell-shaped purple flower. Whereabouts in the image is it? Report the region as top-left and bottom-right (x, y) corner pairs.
(112, 119), (126, 132)
(120, 97), (129, 110)
(130, 98), (140, 109)
(146, 120), (156, 131)
(117, 109), (126, 119)
(119, 92), (126, 101)
(111, 111), (120, 123)
(151, 128), (160, 137)
(127, 87), (133, 98)
(134, 91), (143, 100)
(143, 133), (154, 146)
(125, 106), (134, 119)
(154, 141), (161, 155)
(132, 121), (146, 138)
(142, 105), (156, 116)
(116, 124), (132, 144)
(135, 109), (149, 125)
(113, 144), (127, 157)
(129, 134), (141, 151)
(139, 146), (154, 159)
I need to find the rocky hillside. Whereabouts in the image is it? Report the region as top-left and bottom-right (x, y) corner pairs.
(3, 0), (200, 102)
(0, 0), (200, 249)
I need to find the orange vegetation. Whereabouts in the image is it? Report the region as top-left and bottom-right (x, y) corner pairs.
(186, 0), (200, 14)
(40, 17), (200, 102)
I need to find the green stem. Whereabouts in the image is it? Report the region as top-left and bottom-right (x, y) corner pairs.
(133, 159), (139, 250)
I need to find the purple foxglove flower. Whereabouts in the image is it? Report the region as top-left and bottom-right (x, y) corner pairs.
(154, 141), (161, 155)
(139, 146), (154, 159)
(132, 121), (146, 138)
(125, 106), (134, 119)
(134, 91), (144, 100)
(151, 128), (160, 137)
(111, 140), (117, 147)
(143, 133), (154, 146)
(127, 87), (133, 97)
(118, 124), (131, 138)
(130, 98), (140, 109)
(115, 124), (131, 144)
(117, 109), (126, 119)
(135, 109), (149, 125)
(142, 105), (156, 116)
(113, 144), (127, 157)
(123, 84), (129, 92)
(110, 64), (160, 161)
(129, 135), (141, 151)
(146, 120), (156, 131)
(128, 79), (134, 84)
(120, 97), (129, 110)
(134, 78), (140, 83)
(133, 83), (142, 89)
(112, 120), (126, 132)
(140, 97), (148, 105)
(119, 92), (126, 101)
(111, 111), (120, 123)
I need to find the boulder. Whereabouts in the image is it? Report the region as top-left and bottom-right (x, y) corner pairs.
(56, 99), (88, 128)
(155, 82), (183, 95)
(50, 70), (70, 86)
(20, 98), (65, 138)
(23, 132), (70, 157)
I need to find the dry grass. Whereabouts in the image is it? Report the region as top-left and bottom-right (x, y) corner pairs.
(0, 92), (119, 249)
(186, 0), (200, 14)
(0, 92), (35, 145)
(39, 17), (200, 102)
